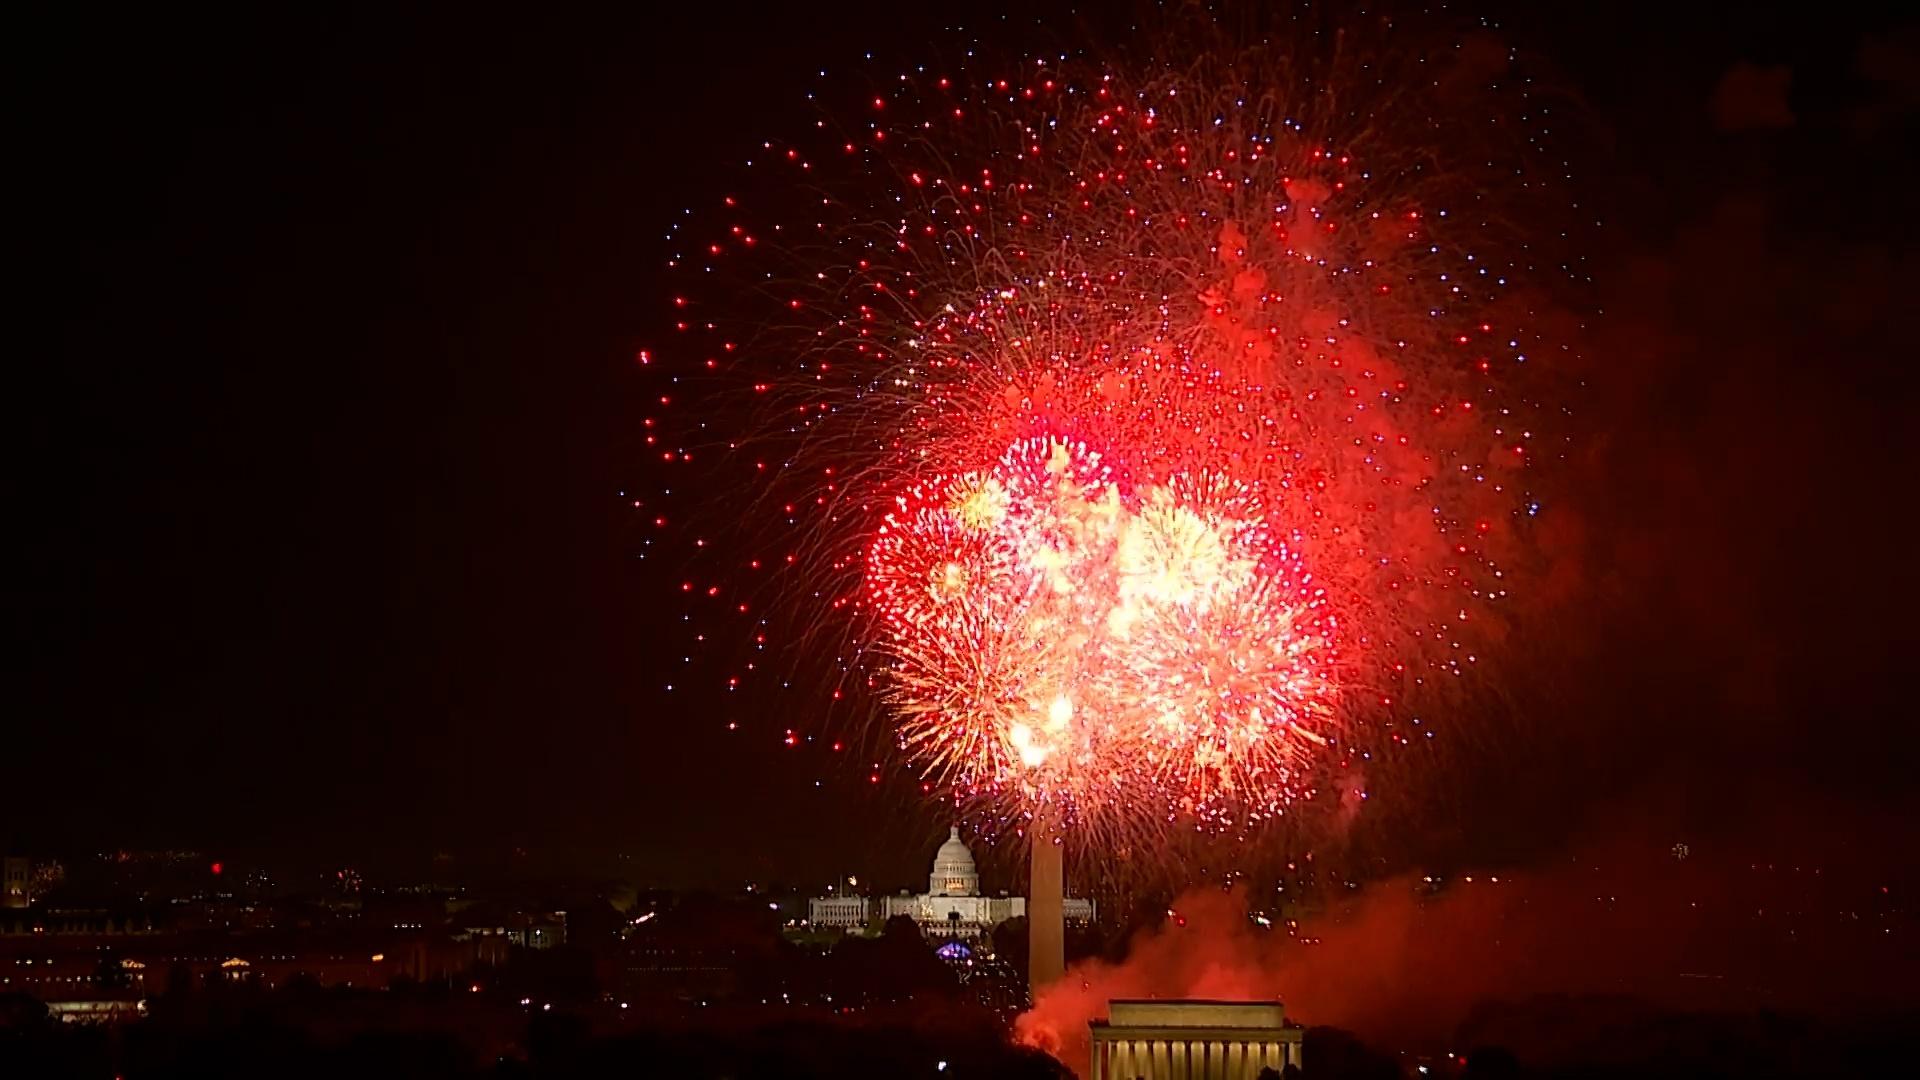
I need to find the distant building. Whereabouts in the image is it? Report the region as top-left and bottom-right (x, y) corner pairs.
(2, 858), (27, 909)
(807, 892), (869, 928)
(1089, 999), (1304, 1080)
(0, 857), (60, 909)
(43, 997), (147, 1024)
(455, 909), (566, 952)
(807, 827), (1094, 939)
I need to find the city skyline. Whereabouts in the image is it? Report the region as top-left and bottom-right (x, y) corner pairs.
(11, 4), (1919, 1074)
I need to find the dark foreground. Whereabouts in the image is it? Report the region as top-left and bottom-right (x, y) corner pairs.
(4, 989), (1911, 1080)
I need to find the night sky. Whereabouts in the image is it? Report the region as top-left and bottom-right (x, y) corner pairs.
(16, 3), (1918, 888)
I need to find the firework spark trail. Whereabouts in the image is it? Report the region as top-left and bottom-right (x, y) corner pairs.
(651, 15), (1585, 852)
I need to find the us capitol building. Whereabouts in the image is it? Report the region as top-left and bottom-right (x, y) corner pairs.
(808, 828), (1094, 939)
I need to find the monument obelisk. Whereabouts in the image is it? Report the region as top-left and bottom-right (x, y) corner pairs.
(1029, 820), (1064, 995)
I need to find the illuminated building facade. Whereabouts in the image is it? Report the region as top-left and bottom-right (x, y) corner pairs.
(1090, 1000), (1304, 1080)
(806, 827), (1093, 938)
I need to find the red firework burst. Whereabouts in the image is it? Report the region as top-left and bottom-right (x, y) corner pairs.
(649, 13), (1586, 847)
(868, 435), (1340, 833)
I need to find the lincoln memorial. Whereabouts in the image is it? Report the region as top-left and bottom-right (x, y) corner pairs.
(1089, 999), (1304, 1080)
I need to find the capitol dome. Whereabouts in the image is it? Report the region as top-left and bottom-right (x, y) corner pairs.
(930, 826), (981, 897)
